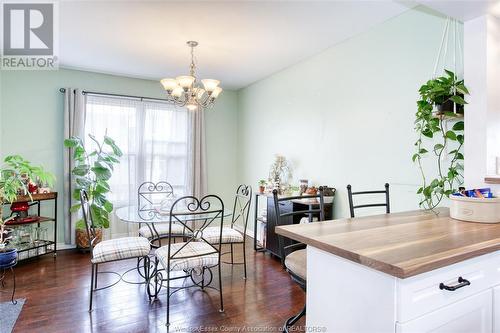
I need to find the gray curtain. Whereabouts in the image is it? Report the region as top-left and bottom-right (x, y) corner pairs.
(63, 88), (86, 245)
(189, 109), (208, 198)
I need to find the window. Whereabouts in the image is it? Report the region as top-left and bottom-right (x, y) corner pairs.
(84, 95), (191, 207)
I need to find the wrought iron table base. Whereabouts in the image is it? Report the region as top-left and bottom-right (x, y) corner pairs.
(147, 264), (218, 300)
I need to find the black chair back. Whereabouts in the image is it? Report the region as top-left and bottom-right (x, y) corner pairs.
(79, 190), (99, 254)
(230, 185), (252, 234)
(272, 187), (325, 266)
(346, 183), (390, 218)
(166, 195), (225, 266)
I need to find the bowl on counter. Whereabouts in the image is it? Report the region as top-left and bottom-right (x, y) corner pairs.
(450, 195), (500, 223)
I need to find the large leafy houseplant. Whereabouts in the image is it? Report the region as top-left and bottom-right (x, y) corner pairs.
(413, 70), (468, 210)
(0, 155), (54, 252)
(64, 135), (122, 244)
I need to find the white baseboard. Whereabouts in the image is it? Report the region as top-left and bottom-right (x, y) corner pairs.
(233, 224), (255, 239)
(56, 232), (131, 250)
(107, 232), (132, 239)
(57, 243), (76, 250)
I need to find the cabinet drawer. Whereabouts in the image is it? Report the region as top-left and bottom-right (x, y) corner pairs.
(397, 252), (500, 322)
(396, 289), (492, 333)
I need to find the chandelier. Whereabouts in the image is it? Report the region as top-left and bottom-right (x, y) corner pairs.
(160, 41), (222, 111)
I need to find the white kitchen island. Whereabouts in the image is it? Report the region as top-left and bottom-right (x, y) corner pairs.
(276, 208), (500, 333)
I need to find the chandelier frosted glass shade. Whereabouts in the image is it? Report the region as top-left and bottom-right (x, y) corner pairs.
(211, 87), (223, 98)
(201, 79), (220, 92)
(160, 41), (222, 111)
(160, 78), (177, 91)
(175, 76), (195, 90)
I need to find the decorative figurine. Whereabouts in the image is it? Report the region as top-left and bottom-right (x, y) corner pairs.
(268, 155), (292, 195)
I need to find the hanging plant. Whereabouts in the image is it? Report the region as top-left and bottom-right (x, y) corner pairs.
(413, 70), (469, 210)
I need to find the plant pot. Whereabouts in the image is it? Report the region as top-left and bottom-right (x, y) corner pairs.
(435, 94), (464, 115)
(75, 228), (102, 250)
(0, 248), (17, 268)
(259, 186), (265, 194)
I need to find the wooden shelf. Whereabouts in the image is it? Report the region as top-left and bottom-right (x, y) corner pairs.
(15, 240), (56, 261)
(6, 216), (55, 226)
(485, 176), (500, 184)
(9, 192), (57, 203)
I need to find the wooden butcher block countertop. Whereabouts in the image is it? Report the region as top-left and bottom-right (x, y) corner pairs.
(275, 208), (500, 278)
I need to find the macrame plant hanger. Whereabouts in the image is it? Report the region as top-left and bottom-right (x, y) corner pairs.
(432, 17), (464, 116)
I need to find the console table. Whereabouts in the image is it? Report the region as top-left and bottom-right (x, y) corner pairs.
(253, 192), (333, 258)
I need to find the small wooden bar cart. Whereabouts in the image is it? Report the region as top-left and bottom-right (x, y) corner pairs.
(4, 192), (58, 261)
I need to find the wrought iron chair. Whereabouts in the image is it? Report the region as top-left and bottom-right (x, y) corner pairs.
(273, 188), (325, 333)
(151, 194), (225, 327)
(200, 185), (252, 279)
(137, 181), (188, 247)
(80, 190), (151, 312)
(346, 183), (390, 218)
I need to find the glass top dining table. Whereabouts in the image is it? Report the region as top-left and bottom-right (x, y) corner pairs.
(115, 205), (233, 224)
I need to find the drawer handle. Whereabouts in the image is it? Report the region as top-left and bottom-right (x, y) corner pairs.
(439, 277), (470, 291)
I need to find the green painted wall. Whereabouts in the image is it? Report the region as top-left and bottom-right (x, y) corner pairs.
(0, 6), (462, 242)
(0, 68), (238, 243)
(237, 8), (457, 224)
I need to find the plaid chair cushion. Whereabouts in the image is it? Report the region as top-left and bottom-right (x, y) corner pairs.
(138, 223), (188, 239)
(155, 242), (218, 272)
(92, 237), (151, 264)
(285, 249), (307, 280)
(202, 226), (244, 244)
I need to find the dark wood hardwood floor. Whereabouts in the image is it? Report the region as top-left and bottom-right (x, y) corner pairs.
(0, 238), (305, 332)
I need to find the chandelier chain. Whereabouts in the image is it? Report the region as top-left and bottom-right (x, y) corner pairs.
(189, 44), (196, 78)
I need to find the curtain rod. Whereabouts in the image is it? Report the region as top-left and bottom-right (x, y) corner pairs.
(59, 88), (170, 103)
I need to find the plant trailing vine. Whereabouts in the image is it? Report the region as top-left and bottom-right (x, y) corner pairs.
(413, 70), (468, 210)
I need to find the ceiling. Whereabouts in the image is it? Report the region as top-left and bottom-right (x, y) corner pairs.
(59, 1), (415, 90)
(416, 0), (500, 21)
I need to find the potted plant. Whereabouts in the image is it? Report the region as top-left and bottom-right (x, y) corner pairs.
(258, 180), (266, 194)
(64, 135), (122, 249)
(418, 70), (468, 115)
(413, 70), (469, 210)
(0, 155), (54, 266)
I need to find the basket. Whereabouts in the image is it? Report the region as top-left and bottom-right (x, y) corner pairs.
(450, 195), (500, 223)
